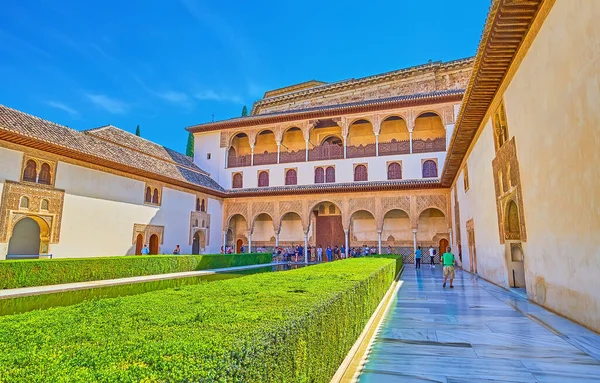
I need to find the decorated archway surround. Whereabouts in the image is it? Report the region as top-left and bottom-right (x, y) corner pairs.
(223, 189), (450, 248)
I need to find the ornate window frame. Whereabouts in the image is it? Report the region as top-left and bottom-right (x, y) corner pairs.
(257, 169), (270, 187)
(353, 163), (368, 182)
(144, 183), (162, 206)
(20, 155), (57, 187)
(421, 158), (439, 178)
(232, 172), (243, 189)
(284, 167), (298, 186)
(386, 161), (402, 180)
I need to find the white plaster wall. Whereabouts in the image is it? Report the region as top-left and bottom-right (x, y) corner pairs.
(193, 131), (222, 183)
(456, 121), (507, 286)
(0, 147), (25, 258)
(501, 0), (600, 331)
(207, 197), (223, 253)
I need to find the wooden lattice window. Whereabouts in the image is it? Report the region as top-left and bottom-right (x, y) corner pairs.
(232, 173), (243, 188)
(325, 166), (335, 183)
(328, 205), (336, 214)
(285, 169), (297, 185)
(38, 163), (52, 185)
(354, 165), (368, 182)
(463, 165), (470, 191)
(493, 102), (510, 151)
(196, 198), (201, 211)
(258, 171), (269, 187)
(315, 167), (324, 184)
(200, 199), (206, 212)
(145, 187), (152, 203)
(387, 162), (402, 180)
(422, 160), (438, 178)
(152, 188), (160, 204)
(23, 160), (37, 182)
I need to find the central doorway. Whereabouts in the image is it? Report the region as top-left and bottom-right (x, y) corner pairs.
(236, 239), (243, 253)
(439, 238), (449, 256)
(135, 234), (143, 255)
(8, 217), (41, 256)
(312, 202), (344, 259)
(149, 234), (159, 255)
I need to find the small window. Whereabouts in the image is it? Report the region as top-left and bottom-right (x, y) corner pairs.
(23, 160), (37, 182)
(328, 205), (336, 214)
(232, 173), (243, 189)
(195, 219), (199, 227)
(196, 198), (201, 211)
(258, 171), (269, 187)
(145, 187), (152, 203)
(200, 199), (206, 212)
(422, 160), (438, 178)
(354, 165), (368, 182)
(40, 199), (49, 210)
(207, 153), (211, 160)
(463, 165), (470, 191)
(152, 188), (159, 204)
(285, 169), (297, 185)
(38, 163), (52, 185)
(201, 220), (205, 228)
(319, 205), (325, 214)
(20, 196), (29, 209)
(315, 167), (324, 184)
(325, 166), (335, 183)
(387, 163), (402, 180)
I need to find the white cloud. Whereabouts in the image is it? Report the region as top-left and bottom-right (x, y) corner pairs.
(45, 101), (80, 117)
(85, 93), (128, 114)
(156, 90), (190, 103)
(194, 90), (243, 104)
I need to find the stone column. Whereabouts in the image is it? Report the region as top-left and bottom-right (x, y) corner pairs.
(277, 143), (281, 164)
(304, 232), (309, 264)
(375, 134), (379, 156)
(248, 234), (252, 253)
(251, 146), (255, 166)
(275, 232), (279, 247)
(378, 230), (382, 255)
(448, 229), (453, 252)
(344, 229), (349, 258)
(412, 229), (417, 255)
(409, 131), (413, 154)
(343, 137), (347, 159)
(305, 139), (309, 161)
(222, 231), (227, 250)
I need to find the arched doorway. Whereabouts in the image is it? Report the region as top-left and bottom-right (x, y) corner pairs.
(311, 202), (344, 259)
(149, 234), (159, 255)
(439, 238), (449, 256)
(236, 239), (243, 253)
(135, 234), (143, 255)
(8, 217), (41, 256)
(192, 232), (200, 254)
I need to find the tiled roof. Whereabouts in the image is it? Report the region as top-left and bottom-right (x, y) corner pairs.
(188, 89), (465, 132)
(0, 104), (224, 193)
(225, 178), (442, 197)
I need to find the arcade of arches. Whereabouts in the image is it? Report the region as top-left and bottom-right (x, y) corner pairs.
(222, 190), (451, 254)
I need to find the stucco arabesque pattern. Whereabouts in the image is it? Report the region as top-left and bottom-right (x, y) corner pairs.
(189, 211), (211, 246)
(132, 224), (164, 245)
(0, 181), (65, 244)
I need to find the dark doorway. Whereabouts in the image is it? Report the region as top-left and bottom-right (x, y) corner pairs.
(149, 234), (159, 255)
(314, 206), (344, 258)
(8, 217), (40, 256)
(135, 234), (143, 255)
(439, 238), (449, 256)
(236, 239), (243, 253)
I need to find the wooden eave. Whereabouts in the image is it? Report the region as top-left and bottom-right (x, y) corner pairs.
(441, 0), (545, 187)
(187, 92), (464, 133)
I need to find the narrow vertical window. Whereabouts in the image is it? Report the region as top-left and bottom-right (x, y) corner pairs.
(422, 160), (438, 178)
(38, 163), (52, 184)
(258, 171), (269, 187)
(387, 162), (402, 180)
(232, 173), (243, 188)
(325, 166), (335, 183)
(285, 169), (297, 185)
(23, 160), (37, 182)
(354, 165), (368, 181)
(145, 187), (152, 203)
(315, 167), (324, 184)
(200, 199), (206, 212)
(152, 188), (159, 204)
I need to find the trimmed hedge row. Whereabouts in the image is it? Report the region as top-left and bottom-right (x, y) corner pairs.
(0, 256), (402, 382)
(0, 253), (272, 289)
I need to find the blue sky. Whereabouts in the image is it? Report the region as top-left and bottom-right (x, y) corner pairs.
(0, 0), (490, 153)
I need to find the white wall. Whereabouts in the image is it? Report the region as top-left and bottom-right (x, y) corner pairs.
(0, 147), (24, 257)
(207, 196), (223, 253)
(193, 131), (222, 184)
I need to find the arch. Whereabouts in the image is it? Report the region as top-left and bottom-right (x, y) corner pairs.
(38, 163), (52, 184)
(225, 213), (249, 232)
(152, 188), (160, 204)
(192, 230), (206, 254)
(387, 162), (402, 180)
(381, 208), (411, 239)
(349, 209), (377, 248)
(354, 164), (368, 181)
(417, 208), (447, 244)
(252, 212), (275, 230)
(200, 199), (206, 212)
(415, 110), (443, 121)
(40, 199), (49, 210)
(422, 160), (438, 178)
(201, 219), (205, 228)
(506, 200), (520, 235)
(228, 131), (251, 148)
(19, 196), (29, 209)
(232, 173), (243, 188)
(320, 135), (343, 146)
(325, 166), (335, 183)
(347, 118), (375, 147)
(285, 169), (297, 185)
(145, 187), (152, 203)
(258, 171), (269, 187)
(417, 207), (446, 221)
(413, 111), (445, 143)
(381, 113), (408, 123)
(8, 217), (41, 256)
(252, 213), (276, 243)
(314, 167), (324, 184)
(23, 160), (37, 182)
(279, 211), (304, 244)
(135, 233), (143, 255)
(253, 129), (278, 164)
(149, 234), (159, 254)
(281, 126), (305, 153)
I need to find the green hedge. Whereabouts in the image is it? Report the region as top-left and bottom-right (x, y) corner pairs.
(0, 256), (402, 382)
(0, 253), (272, 289)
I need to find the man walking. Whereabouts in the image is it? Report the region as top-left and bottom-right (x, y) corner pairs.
(141, 244), (149, 255)
(326, 246), (333, 262)
(415, 246), (422, 269)
(441, 246), (456, 288)
(317, 245), (323, 262)
(429, 247), (435, 268)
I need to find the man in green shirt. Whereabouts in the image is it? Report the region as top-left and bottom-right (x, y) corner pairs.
(441, 246), (455, 288)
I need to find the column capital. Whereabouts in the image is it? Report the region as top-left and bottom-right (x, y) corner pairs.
(412, 229), (418, 234)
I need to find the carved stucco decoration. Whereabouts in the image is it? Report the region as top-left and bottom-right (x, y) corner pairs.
(220, 131), (231, 148)
(348, 197), (376, 219)
(190, 211), (211, 245)
(380, 196), (411, 216)
(492, 137), (527, 243)
(0, 181), (65, 244)
(132, 224), (164, 245)
(416, 194), (447, 217)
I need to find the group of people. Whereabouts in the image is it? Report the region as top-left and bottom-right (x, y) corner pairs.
(414, 245), (457, 288)
(269, 244), (386, 263)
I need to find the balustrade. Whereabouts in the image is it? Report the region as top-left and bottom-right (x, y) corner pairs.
(252, 151), (278, 166)
(227, 154), (251, 168)
(412, 137), (446, 153)
(378, 139), (410, 156)
(279, 149), (306, 164)
(347, 143), (377, 159)
(308, 142), (344, 161)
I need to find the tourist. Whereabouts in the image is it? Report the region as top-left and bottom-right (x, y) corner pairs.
(415, 246), (422, 269)
(387, 245), (392, 255)
(240, 245), (245, 254)
(326, 246), (332, 262)
(370, 246), (376, 255)
(220, 246), (224, 254)
(429, 247), (435, 267)
(141, 244), (149, 255)
(441, 246), (456, 288)
(317, 245), (323, 262)
(173, 245), (180, 255)
(363, 245), (370, 257)
(340, 244), (346, 259)
(298, 244), (304, 261)
(333, 246), (339, 260)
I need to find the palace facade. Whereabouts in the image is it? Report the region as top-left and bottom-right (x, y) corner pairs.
(0, 0), (598, 332)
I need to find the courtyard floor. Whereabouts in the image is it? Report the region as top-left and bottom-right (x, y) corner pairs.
(357, 265), (600, 382)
